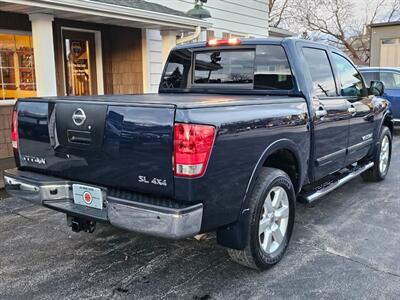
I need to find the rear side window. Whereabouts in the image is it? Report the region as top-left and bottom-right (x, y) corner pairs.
(332, 53), (365, 97)
(254, 45), (293, 90)
(160, 49), (191, 89)
(302, 47), (337, 97)
(193, 50), (255, 85)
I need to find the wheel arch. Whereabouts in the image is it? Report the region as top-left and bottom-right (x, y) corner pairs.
(245, 139), (304, 196)
(382, 112), (394, 137)
(369, 111), (394, 157)
(217, 139), (305, 250)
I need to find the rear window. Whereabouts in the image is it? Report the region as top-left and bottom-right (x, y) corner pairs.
(160, 45), (294, 91)
(194, 50), (255, 85)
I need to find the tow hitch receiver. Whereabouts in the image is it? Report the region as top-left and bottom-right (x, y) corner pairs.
(67, 215), (96, 233)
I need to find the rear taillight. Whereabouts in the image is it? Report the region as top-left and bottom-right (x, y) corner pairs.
(173, 123), (215, 178)
(11, 110), (18, 149)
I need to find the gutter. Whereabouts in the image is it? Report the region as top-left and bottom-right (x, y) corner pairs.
(177, 26), (202, 45)
(9, 0), (212, 29)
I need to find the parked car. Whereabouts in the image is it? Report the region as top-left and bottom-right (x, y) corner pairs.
(4, 38), (393, 270)
(359, 67), (400, 123)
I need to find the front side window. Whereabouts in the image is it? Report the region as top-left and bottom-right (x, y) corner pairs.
(332, 53), (365, 97)
(302, 47), (337, 97)
(193, 50), (255, 85)
(0, 33), (36, 100)
(379, 72), (400, 89)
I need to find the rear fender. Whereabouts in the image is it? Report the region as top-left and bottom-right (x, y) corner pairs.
(217, 139), (304, 250)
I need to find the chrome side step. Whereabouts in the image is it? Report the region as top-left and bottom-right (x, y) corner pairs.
(300, 162), (374, 203)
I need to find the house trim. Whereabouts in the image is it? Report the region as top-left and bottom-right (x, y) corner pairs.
(60, 26), (105, 95)
(8, 0), (212, 29)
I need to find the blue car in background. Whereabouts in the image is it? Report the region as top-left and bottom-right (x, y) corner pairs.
(359, 67), (400, 124)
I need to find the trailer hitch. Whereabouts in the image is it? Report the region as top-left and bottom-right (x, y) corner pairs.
(67, 216), (96, 233)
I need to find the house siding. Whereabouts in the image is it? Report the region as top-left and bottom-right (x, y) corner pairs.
(0, 106), (13, 160)
(104, 26), (144, 94)
(0, 11), (31, 31)
(150, 0), (268, 38)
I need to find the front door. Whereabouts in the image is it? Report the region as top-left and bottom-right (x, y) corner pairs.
(302, 47), (351, 181)
(331, 52), (375, 165)
(63, 30), (97, 96)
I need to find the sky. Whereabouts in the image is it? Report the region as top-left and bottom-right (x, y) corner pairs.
(351, 0), (398, 22)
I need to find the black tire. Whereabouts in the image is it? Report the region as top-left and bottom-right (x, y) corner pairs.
(227, 167), (296, 270)
(361, 126), (392, 182)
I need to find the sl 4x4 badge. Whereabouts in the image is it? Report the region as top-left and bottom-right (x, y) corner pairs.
(138, 175), (167, 187)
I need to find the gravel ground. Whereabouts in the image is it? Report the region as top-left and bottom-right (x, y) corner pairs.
(0, 132), (399, 299)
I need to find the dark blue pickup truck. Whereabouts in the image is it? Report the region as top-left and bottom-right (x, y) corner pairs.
(4, 38), (393, 270)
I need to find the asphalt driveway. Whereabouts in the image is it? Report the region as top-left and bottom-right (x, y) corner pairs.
(1, 132), (400, 299)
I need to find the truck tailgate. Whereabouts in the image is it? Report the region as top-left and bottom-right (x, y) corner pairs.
(16, 99), (176, 197)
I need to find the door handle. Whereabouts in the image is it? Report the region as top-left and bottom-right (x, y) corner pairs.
(315, 107), (328, 119)
(348, 107), (357, 116)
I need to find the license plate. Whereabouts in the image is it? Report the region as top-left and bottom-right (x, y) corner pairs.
(73, 184), (103, 210)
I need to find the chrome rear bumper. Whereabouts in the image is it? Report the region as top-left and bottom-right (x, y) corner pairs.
(3, 168), (203, 239)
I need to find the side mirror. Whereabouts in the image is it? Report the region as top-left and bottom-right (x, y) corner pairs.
(369, 80), (385, 96)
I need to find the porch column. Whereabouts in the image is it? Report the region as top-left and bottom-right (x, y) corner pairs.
(161, 30), (177, 65)
(29, 13), (57, 97)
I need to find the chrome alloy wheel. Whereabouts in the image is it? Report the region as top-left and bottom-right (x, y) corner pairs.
(258, 186), (289, 254)
(379, 135), (390, 175)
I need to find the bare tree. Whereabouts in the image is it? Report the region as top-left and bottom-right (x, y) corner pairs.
(293, 0), (400, 63)
(268, 0), (294, 28)
(387, 0), (400, 21)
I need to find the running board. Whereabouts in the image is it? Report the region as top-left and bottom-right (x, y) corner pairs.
(299, 162), (374, 203)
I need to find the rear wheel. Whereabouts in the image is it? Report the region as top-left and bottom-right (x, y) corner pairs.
(227, 168), (295, 270)
(361, 126), (392, 182)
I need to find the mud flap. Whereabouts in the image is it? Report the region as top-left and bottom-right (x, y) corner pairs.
(216, 208), (251, 250)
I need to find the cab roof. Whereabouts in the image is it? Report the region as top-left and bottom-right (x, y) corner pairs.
(172, 37), (342, 53)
